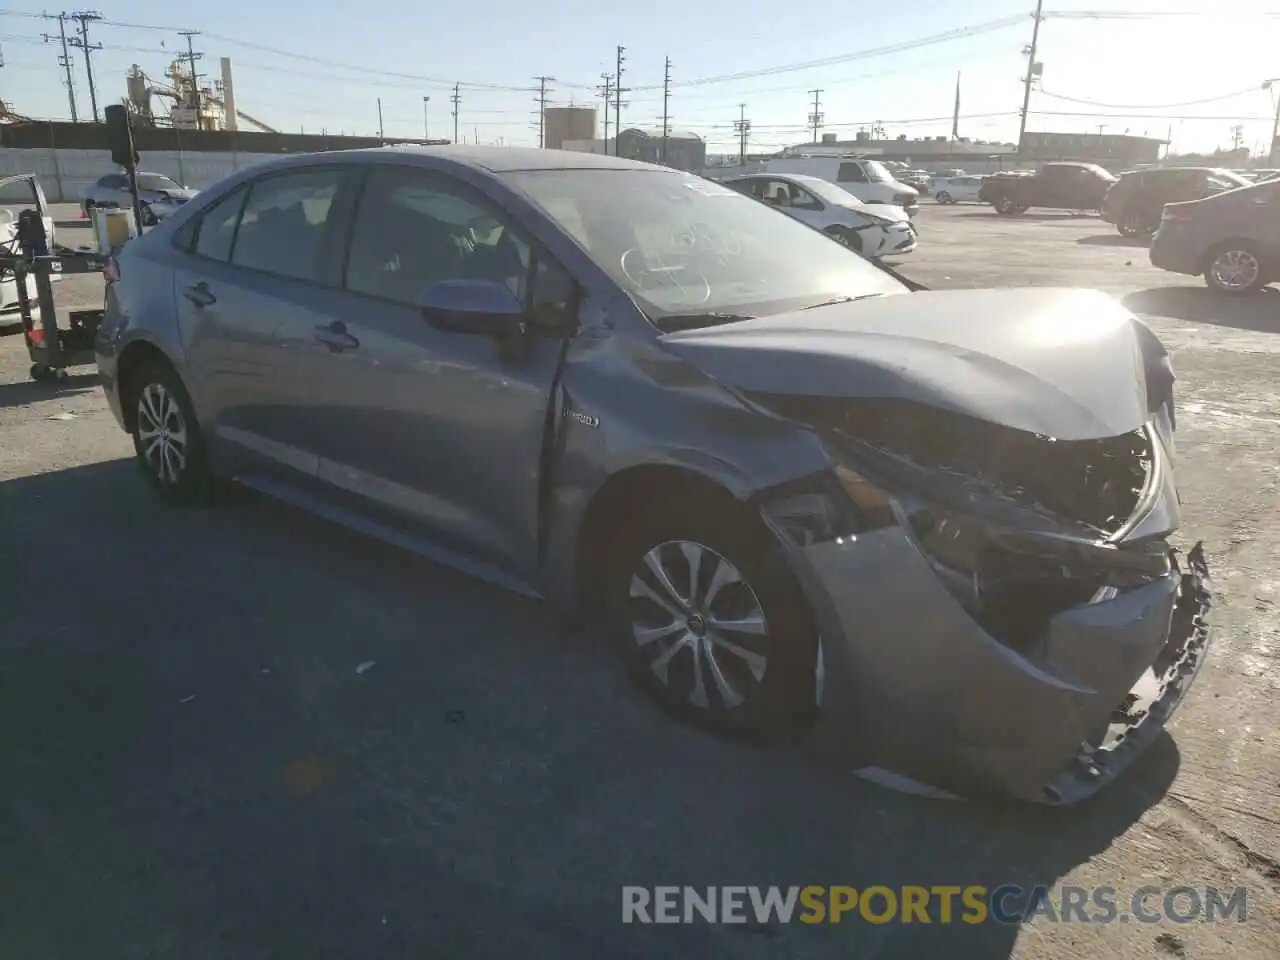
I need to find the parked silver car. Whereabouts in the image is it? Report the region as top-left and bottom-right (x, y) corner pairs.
(95, 147), (1212, 805)
(79, 171), (199, 225)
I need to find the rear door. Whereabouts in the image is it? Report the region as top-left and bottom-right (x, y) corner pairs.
(172, 165), (354, 480)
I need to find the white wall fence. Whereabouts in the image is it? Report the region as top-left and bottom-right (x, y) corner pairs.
(0, 147), (282, 203)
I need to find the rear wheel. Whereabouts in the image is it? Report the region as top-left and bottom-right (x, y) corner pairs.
(127, 359), (215, 505)
(1203, 241), (1267, 294)
(994, 196), (1025, 216)
(936, 191), (952, 204)
(602, 502), (820, 737)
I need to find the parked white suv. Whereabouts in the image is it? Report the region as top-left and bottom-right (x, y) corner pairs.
(722, 173), (917, 258)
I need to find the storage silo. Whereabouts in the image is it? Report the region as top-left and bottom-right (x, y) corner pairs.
(544, 107), (596, 150)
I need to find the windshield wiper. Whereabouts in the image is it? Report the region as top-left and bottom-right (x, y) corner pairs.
(658, 312), (757, 332)
(800, 294), (884, 311)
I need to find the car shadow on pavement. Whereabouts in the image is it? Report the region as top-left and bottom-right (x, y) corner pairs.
(0, 371), (99, 409)
(0, 458), (1180, 959)
(1123, 286), (1280, 332)
(1077, 234), (1149, 248)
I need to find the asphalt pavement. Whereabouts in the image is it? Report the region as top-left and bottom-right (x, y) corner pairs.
(0, 208), (1277, 960)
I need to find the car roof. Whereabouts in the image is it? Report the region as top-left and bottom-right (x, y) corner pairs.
(730, 172), (824, 184)
(263, 145), (664, 177)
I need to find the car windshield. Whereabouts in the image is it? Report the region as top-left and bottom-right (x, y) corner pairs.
(508, 170), (907, 329)
(863, 161), (894, 183)
(136, 174), (181, 192)
(789, 177), (864, 207)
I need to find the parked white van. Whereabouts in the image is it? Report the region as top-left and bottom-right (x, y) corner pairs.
(748, 157), (920, 214)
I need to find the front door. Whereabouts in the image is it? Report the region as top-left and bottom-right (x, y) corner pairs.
(173, 165), (351, 480)
(294, 165), (573, 577)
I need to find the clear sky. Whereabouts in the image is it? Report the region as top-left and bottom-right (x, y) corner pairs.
(0, 1), (1276, 156)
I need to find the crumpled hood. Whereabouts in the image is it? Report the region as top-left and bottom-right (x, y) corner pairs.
(845, 201), (911, 223)
(660, 288), (1156, 441)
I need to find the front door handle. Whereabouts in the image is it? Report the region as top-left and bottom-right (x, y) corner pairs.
(314, 320), (360, 352)
(182, 282), (216, 307)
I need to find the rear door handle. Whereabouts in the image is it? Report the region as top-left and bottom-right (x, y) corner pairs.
(314, 320), (360, 352)
(182, 282), (216, 307)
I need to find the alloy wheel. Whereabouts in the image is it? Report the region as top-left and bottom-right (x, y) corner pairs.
(136, 381), (190, 485)
(627, 540), (770, 711)
(1210, 249), (1261, 291)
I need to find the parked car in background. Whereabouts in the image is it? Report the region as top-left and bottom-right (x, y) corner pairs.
(1101, 167), (1252, 238)
(722, 172), (917, 258)
(80, 171), (199, 225)
(94, 146), (1209, 805)
(1150, 177), (1279, 293)
(979, 163), (1117, 215)
(751, 157), (920, 215)
(930, 174), (986, 204)
(897, 170), (933, 195)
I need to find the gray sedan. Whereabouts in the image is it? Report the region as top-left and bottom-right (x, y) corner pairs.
(80, 171), (199, 224)
(94, 146), (1212, 805)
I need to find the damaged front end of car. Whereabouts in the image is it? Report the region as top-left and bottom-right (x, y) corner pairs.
(753, 393), (1212, 806)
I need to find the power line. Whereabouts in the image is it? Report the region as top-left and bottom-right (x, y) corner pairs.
(1045, 8), (1280, 20)
(1038, 86), (1267, 110)
(1031, 109), (1274, 121)
(807, 88), (823, 143)
(65, 10), (102, 123)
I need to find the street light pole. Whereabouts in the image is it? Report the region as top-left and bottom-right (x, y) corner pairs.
(423, 96), (430, 141)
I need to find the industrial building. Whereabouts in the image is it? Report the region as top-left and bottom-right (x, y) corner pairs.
(1018, 131), (1168, 167)
(544, 106), (596, 150)
(561, 127), (706, 172)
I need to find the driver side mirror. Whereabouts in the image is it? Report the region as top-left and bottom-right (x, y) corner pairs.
(420, 280), (527, 337)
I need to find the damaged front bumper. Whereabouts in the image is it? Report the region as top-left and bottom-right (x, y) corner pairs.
(794, 526), (1211, 805)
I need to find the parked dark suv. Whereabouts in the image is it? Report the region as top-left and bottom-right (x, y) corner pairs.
(1102, 167), (1251, 238)
(1150, 177), (1279, 293)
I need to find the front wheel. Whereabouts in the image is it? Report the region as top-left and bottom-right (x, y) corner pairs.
(1204, 241), (1267, 294)
(935, 191), (952, 204)
(129, 360), (215, 504)
(994, 196), (1021, 215)
(824, 225), (862, 253)
(602, 504), (820, 737)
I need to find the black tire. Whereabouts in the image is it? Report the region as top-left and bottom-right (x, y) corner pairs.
(1202, 240), (1268, 295)
(140, 205), (158, 227)
(601, 500), (820, 738)
(127, 359), (215, 505)
(1117, 211), (1154, 238)
(994, 195), (1019, 215)
(825, 225), (863, 253)
(936, 191), (952, 204)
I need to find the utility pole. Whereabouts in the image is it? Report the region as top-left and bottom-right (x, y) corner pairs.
(598, 73), (613, 153)
(41, 13), (78, 122)
(1017, 0), (1045, 156)
(532, 75), (555, 148)
(377, 97), (384, 143)
(1265, 79), (1280, 166)
(450, 83), (460, 144)
(661, 56), (672, 164)
(733, 104), (751, 166)
(808, 88), (823, 144)
(614, 45), (626, 159)
(67, 11), (103, 123)
(422, 95), (430, 140)
(179, 30), (203, 103)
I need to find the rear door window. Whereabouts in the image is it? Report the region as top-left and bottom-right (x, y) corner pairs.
(230, 168), (343, 282)
(837, 163), (867, 183)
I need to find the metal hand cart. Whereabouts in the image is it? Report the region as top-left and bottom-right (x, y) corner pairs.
(0, 210), (110, 383)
